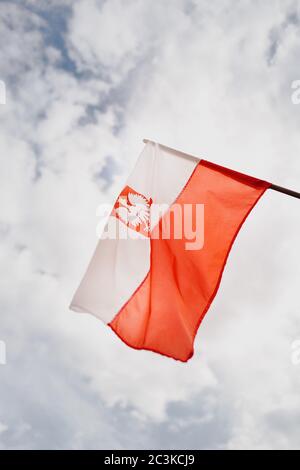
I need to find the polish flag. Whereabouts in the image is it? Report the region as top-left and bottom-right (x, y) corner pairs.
(70, 141), (270, 362)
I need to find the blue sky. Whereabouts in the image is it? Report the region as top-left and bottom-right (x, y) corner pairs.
(0, 0), (300, 449)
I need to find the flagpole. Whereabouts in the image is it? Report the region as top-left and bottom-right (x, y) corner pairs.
(143, 139), (300, 200)
(269, 184), (300, 200)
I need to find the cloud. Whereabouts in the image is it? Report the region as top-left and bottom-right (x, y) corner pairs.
(0, 0), (300, 449)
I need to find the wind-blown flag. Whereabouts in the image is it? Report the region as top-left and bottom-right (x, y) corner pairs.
(70, 141), (270, 362)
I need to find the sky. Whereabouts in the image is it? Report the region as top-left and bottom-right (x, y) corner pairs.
(0, 0), (300, 450)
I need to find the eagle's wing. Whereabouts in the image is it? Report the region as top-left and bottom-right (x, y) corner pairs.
(127, 193), (150, 207)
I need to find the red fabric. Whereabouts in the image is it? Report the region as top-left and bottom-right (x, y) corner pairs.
(109, 161), (270, 362)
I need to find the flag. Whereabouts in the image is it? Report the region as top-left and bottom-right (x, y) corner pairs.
(70, 141), (270, 362)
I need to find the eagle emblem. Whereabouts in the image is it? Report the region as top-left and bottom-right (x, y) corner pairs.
(113, 186), (152, 235)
